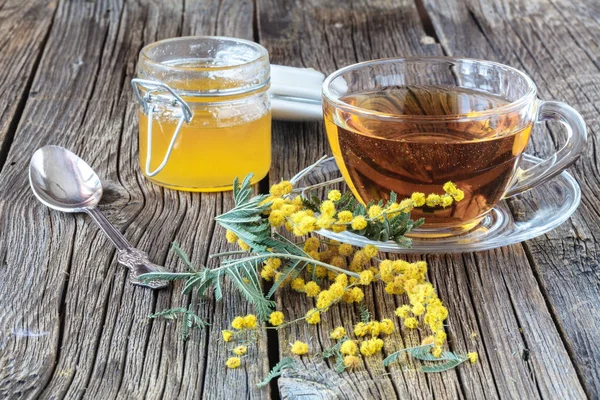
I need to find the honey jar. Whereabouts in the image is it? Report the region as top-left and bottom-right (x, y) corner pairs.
(132, 37), (271, 191)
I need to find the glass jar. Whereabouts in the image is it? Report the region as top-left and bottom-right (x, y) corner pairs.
(132, 36), (271, 192)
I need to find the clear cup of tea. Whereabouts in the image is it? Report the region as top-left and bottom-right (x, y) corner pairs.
(322, 57), (587, 237)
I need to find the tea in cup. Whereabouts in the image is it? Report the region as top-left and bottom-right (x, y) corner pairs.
(323, 58), (586, 237)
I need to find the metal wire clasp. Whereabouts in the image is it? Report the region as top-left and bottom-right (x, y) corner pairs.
(131, 79), (193, 177)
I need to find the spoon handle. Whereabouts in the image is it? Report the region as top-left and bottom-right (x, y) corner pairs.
(85, 207), (169, 289)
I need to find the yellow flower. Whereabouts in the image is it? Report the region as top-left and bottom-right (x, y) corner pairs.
(349, 287), (364, 303)
(379, 319), (394, 335)
(367, 321), (381, 337)
(231, 316), (245, 330)
(316, 290), (334, 309)
(360, 338), (384, 356)
(268, 210), (286, 227)
(432, 346), (443, 358)
(363, 244), (379, 258)
(265, 258), (282, 270)
(435, 330), (447, 347)
(316, 216), (335, 229)
(233, 345), (247, 356)
(367, 205), (382, 220)
(338, 243), (354, 256)
(352, 250), (368, 266)
(411, 192), (426, 207)
(330, 326), (346, 340)
(304, 281), (321, 297)
(269, 311), (285, 326)
(412, 303), (425, 316)
(343, 355), (360, 369)
(329, 283), (345, 299)
(305, 308), (321, 324)
(222, 330), (234, 342)
(320, 200), (337, 218)
(340, 340), (358, 355)
(315, 266), (327, 278)
(467, 352), (478, 364)
(237, 239), (250, 251)
(395, 305), (412, 319)
(351, 216), (368, 230)
(334, 273), (348, 286)
(270, 197), (286, 210)
(425, 194), (441, 207)
(303, 237), (321, 252)
(225, 230), (238, 243)
(443, 181), (458, 194)
(337, 210), (353, 223)
(359, 270), (374, 285)
(328, 190), (342, 201)
(379, 260), (395, 283)
(270, 181), (293, 197)
(354, 322), (369, 337)
(243, 314), (257, 329)
(290, 340), (309, 355)
(291, 277), (305, 292)
(226, 357), (241, 369)
(398, 199), (414, 213)
(260, 266), (276, 281)
(453, 189), (465, 201)
(441, 195), (453, 208)
(404, 317), (419, 329)
(421, 336), (435, 346)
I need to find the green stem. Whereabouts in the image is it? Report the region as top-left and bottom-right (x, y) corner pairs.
(233, 254), (334, 275)
(209, 250), (248, 259)
(216, 253), (360, 279)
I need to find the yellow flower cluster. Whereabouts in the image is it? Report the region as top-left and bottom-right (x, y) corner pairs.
(353, 319), (395, 337)
(269, 311), (285, 326)
(219, 179), (474, 372)
(290, 340), (309, 355)
(467, 352), (479, 363)
(226, 357), (241, 369)
(261, 180), (464, 238)
(231, 314), (257, 330)
(260, 257), (282, 281)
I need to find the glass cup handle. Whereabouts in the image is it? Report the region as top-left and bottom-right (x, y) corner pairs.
(504, 100), (587, 198)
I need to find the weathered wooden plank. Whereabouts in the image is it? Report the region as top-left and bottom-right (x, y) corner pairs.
(258, 0), (586, 398)
(0, 0), (57, 170)
(0, 0), (270, 399)
(422, 0), (600, 396)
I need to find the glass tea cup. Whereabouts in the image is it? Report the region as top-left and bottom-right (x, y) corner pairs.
(322, 57), (586, 237)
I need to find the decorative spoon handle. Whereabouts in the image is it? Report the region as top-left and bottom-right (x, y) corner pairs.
(85, 207), (169, 289)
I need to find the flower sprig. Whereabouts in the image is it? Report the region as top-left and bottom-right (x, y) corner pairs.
(139, 156), (477, 384)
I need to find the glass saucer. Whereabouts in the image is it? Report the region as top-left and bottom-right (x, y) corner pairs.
(294, 155), (580, 254)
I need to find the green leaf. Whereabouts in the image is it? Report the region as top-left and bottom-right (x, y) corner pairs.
(148, 307), (187, 320)
(383, 344), (433, 367)
(182, 275), (203, 295)
(421, 358), (466, 373)
(257, 357), (296, 388)
(138, 271), (196, 282)
(172, 242), (197, 272)
(358, 303), (371, 324)
(226, 267), (276, 321)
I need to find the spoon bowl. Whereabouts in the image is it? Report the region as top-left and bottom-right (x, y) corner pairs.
(29, 145), (102, 213)
(29, 145), (169, 289)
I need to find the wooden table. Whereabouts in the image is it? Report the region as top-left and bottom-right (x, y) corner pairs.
(1, 0), (598, 398)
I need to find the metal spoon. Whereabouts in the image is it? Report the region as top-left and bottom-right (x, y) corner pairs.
(29, 145), (169, 289)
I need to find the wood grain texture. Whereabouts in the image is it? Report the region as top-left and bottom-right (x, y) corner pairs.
(0, 0), (270, 399)
(259, 0), (586, 398)
(0, 0), (57, 170)
(422, 0), (600, 396)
